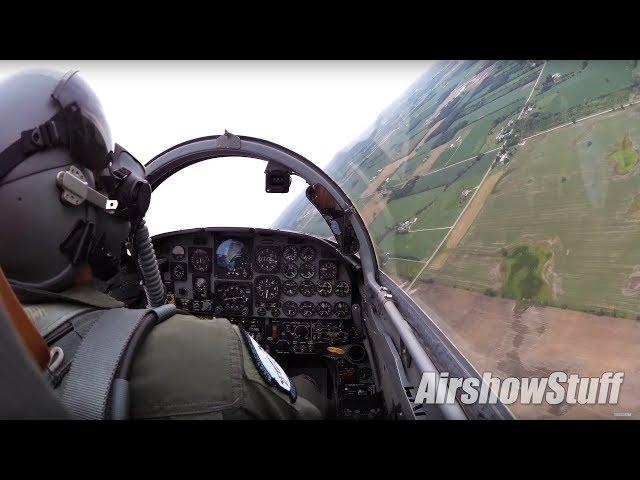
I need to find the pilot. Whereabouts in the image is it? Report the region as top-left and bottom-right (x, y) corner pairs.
(0, 69), (325, 419)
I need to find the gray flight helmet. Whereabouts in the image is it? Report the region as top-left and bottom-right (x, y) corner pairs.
(0, 69), (130, 292)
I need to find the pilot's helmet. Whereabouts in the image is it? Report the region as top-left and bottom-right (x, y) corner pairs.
(0, 69), (132, 292)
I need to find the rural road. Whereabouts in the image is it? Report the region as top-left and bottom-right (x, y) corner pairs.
(406, 62), (547, 289)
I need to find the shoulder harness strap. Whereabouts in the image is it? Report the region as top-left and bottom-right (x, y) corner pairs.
(60, 304), (177, 420)
(24, 303), (96, 339)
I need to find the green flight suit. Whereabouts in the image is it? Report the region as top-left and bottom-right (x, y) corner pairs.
(16, 285), (324, 420)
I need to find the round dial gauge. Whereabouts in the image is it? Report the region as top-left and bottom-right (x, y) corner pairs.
(171, 263), (187, 281)
(334, 281), (351, 297)
(319, 260), (338, 280)
(282, 263), (298, 279)
(299, 245), (316, 262)
(171, 245), (186, 261)
(333, 301), (350, 318)
(299, 263), (315, 279)
(190, 248), (211, 273)
(255, 276), (281, 301)
(193, 276), (209, 294)
(282, 301), (298, 317)
(220, 285), (250, 314)
(316, 301), (332, 318)
(317, 281), (332, 297)
(282, 280), (298, 296)
(282, 245), (298, 262)
(299, 280), (316, 297)
(300, 301), (315, 317)
(255, 247), (280, 273)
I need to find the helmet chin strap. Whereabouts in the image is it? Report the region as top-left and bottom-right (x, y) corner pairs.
(56, 166), (118, 211)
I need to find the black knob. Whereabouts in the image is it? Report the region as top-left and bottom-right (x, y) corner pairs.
(275, 339), (290, 352)
(294, 325), (309, 338)
(347, 344), (366, 363)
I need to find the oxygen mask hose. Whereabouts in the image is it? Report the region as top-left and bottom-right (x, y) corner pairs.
(134, 218), (165, 308)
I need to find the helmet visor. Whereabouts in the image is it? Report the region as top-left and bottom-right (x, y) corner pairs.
(52, 71), (113, 171)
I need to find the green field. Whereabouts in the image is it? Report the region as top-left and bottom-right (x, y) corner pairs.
(609, 132), (638, 174)
(377, 228), (448, 262)
(381, 258), (425, 279)
(429, 104), (640, 318)
(533, 60), (636, 115)
(500, 245), (552, 304)
(516, 60), (640, 137)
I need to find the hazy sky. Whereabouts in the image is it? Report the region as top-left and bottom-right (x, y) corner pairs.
(0, 61), (431, 235)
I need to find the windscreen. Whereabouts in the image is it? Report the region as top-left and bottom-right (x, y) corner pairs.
(274, 60), (640, 419)
(146, 156), (334, 239)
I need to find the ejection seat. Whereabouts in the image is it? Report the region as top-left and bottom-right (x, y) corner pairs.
(0, 266), (69, 419)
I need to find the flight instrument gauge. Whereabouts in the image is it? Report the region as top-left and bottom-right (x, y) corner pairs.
(282, 280), (298, 296)
(300, 301), (315, 318)
(319, 260), (338, 280)
(299, 263), (315, 279)
(299, 280), (316, 297)
(282, 301), (299, 317)
(282, 263), (298, 279)
(255, 276), (281, 301)
(218, 284), (251, 315)
(334, 281), (351, 297)
(189, 247), (211, 273)
(282, 245), (298, 262)
(317, 281), (332, 297)
(255, 247), (280, 273)
(171, 245), (186, 261)
(333, 302), (350, 318)
(316, 301), (332, 318)
(193, 276), (210, 297)
(171, 263), (187, 281)
(299, 246), (316, 262)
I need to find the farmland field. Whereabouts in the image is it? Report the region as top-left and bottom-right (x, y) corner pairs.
(377, 228), (447, 261)
(428, 104), (640, 318)
(274, 60), (640, 418)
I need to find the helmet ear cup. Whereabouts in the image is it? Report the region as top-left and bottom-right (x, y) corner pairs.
(0, 157), (91, 291)
(1, 159), (132, 291)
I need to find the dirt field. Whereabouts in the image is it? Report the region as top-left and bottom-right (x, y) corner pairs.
(429, 171), (502, 271)
(360, 193), (388, 225)
(361, 156), (411, 198)
(410, 281), (640, 419)
(411, 141), (451, 178)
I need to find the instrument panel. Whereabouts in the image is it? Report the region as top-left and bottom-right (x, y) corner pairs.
(155, 228), (356, 322)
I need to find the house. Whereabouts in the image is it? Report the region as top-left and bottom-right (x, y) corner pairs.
(396, 217), (417, 233)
